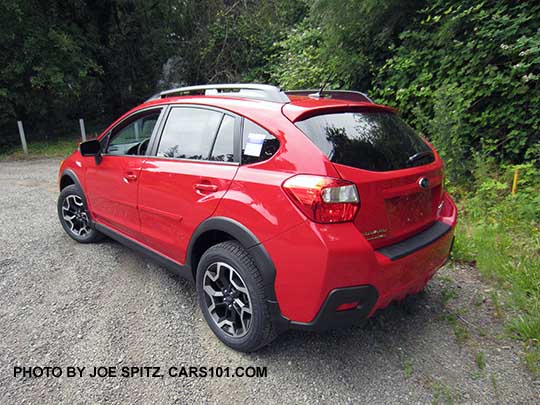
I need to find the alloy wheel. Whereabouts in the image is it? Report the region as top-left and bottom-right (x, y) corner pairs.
(202, 261), (253, 338)
(61, 195), (91, 237)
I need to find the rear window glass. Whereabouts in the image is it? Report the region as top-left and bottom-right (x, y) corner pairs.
(295, 111), (434, 171)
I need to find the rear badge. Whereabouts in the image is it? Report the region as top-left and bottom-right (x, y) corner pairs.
(362, 229), (387, 241)
(418, 177), (430, 189)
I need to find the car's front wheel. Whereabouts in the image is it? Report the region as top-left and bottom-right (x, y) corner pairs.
(57, 184), (104, 243)
(196, 241), (278, 352)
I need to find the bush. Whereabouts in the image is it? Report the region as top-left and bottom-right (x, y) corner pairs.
(375, 1), (540, 180)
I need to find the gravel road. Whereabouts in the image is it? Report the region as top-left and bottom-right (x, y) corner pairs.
(1, 158), (538, 404)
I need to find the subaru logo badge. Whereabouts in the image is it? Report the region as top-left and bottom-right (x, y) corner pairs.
(418, 177), (430, 189)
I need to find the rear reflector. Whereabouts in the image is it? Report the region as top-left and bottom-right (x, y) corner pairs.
(282, 175), (360, 223)
(336, 301), (360, 312)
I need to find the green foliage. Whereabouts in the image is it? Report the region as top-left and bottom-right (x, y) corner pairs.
(0, 0), (307, 153)
(310, 0), (427, 89)
(0, 0), (186, 150)
(269, 0), (426, 90)
(0, 1), (99, 149)
(269, 23), (338, 89)
(453, 163), (540, 353)
(196, 0), (308, 84)
(375, 1), (540, 180)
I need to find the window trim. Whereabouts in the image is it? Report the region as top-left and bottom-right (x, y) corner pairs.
(208, 113), (239, 164)
(149, 105), (241, 165)
(208, 113), (226, 160)
(101, 106), (165, 158)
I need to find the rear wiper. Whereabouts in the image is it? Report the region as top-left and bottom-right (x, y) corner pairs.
(408, 151), (434, 164)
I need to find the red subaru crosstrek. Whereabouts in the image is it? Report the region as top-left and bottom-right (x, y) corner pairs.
(57, 84), (457, 352)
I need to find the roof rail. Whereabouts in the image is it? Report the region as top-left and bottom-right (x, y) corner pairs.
(285, 90), (373, 103)
(148, 83), (290, 103)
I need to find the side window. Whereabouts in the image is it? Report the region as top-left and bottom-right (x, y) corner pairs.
(157, 108), (223, 159)
(242, 119), (279, 164)
(209, 114), (235, 162)
(107, 111), (160, 156)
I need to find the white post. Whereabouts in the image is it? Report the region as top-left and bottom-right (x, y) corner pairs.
(79, 118), (87, 141)
(17, 121), (28, 155)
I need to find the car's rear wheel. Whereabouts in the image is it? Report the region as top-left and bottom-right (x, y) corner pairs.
(196, 241), (278, 352)
(58, 184), (104, 243)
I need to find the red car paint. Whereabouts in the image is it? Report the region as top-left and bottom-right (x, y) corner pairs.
(58, 93), (457, 325)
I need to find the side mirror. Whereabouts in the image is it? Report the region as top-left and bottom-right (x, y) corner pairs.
(80, 139), (101, 156)
(79, 139), (102, 164)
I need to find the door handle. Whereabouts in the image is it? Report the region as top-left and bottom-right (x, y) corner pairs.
(194, 183), (218, 194)
(124, 172), (138, 182)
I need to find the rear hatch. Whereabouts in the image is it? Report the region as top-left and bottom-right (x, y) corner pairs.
(295, 108), (444, 248)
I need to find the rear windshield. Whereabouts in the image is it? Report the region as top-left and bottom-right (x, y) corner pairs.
(295, 111), (434, 171)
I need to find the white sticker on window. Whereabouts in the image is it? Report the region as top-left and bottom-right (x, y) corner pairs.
(244, 133), (266, 157)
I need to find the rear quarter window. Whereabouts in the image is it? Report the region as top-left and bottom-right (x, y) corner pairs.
(241, 119), (279, 165)
(295, 111), (434, 171)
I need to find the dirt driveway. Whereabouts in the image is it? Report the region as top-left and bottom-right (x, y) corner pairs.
(0, 159), (538, 403)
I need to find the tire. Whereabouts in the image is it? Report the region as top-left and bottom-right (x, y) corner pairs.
(196, 241), (279, 352)
(57, 184), (104, 243)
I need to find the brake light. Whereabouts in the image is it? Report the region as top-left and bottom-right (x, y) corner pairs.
(282, 175), (360, 223)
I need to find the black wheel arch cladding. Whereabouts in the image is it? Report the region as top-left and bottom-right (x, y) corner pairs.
(187, 216), (278, 303)
(60, 169), (82, 191)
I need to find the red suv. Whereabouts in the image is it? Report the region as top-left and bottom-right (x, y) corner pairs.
(57, 84), (457, 351)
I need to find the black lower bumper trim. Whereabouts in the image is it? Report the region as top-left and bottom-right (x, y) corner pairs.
(377, 221), (452, 261)
(287, 285), (378, 332)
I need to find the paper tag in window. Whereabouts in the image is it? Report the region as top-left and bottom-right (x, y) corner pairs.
(244, 133), (266, 157)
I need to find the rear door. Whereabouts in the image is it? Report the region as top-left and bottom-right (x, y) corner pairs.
(295, 109), (444, 248)
(138, 106), (239, 263)
(85, 108), (163, 239)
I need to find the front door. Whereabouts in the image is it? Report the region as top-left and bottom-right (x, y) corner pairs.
(85, 108), (163, 239)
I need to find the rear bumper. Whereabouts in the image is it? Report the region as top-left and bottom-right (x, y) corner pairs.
(266, 192), (457, 326)
(284, 233), (455, 332)
(289, 286), (379, 331)
(376, 221), (452, 261)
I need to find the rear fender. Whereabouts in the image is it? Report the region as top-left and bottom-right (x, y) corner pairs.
(187, 216), (278, 302)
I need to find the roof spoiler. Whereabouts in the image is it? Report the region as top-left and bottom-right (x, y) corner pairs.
(285, 90), (373, 103)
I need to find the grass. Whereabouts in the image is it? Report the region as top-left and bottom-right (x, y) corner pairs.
(524, 346), (540, 375)
(402, 359), (413, 379)
(0, 138), (80, 161)
(441, 287), (458, 306)
(475, 352), (486, 370)
(451, 163), (540, 374)
(490, 291), (504, 319)
(445, 313), (470, 345)
(490, 374), (499, 398)
(431, 381), (456, 404)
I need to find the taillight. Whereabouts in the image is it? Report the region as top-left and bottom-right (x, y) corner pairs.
(282, 175), (360, 223)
